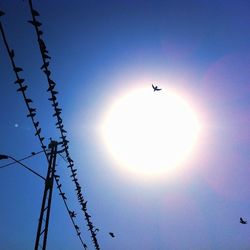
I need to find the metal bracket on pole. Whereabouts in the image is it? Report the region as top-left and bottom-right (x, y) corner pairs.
(34, 140), (58, 250)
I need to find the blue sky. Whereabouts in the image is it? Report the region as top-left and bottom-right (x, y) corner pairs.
(1, 1), (250, 249)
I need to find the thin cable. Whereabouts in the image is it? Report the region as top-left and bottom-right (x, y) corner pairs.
(27, 1), (101, 249)
(0, 13), (88, 249)
(0, 150), (43, 169)
(0, 21), (49, 162)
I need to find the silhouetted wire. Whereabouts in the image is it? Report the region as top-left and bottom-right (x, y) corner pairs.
(0, 156), (45, 180)
(0, 12), (88, 249)
(0, 150), (43, 169)
(0, 22), (48, 161)
(58, 152), (68, 163)
(27, 1), (101, 249)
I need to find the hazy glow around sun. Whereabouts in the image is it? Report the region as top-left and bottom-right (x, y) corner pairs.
(101, 86), (201, 178)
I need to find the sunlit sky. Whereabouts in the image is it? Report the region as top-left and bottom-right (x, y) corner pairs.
(1, 1), (250, 249)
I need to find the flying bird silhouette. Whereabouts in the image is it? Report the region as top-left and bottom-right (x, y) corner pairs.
(152, 84), (161, 91)
(240, 217), (247, 224)
(109, 232), (115, 238)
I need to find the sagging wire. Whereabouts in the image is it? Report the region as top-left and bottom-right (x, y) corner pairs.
(0, 11), (88, 250)
(0, 15), (48, 161)
(27, 1), (101, 249)
(0, 150), (43, 169)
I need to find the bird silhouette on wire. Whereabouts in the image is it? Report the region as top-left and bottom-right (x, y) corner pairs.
(69, 210), (76, 218)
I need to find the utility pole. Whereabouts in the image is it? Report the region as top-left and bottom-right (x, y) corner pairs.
(34, 140), (58, 250)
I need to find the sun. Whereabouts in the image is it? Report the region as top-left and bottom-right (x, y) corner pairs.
(100, 86), (201, 178)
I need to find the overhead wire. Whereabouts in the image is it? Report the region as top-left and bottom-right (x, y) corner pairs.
(0, 150), (43, 169)
(0, 11), (88, 249)
(27, 1), (101, 249)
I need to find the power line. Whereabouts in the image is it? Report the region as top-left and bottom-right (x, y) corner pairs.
(0, 150), (43, 169)
(0, 12), (89, 249)
(27, 1), (101, 249)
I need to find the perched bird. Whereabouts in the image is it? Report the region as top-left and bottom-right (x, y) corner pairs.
(29, 108), (36, 113)
(69, 210), (76, 218)
(86, 213), (91, 219)
(43, 54), (51, 60)
(0, 10), (5, 16)
(240, 217), (247, 224)
(109, 232), (115, 238)
(41, 62), (49, 70)
(25, 98), (33, 103)
(32, 9), (40, 16)
(49, 95), (56, 101)
(28, 20), (42, 27)
(48, 79), (56, 85)
(38, 30), (43, 36)
(35, 128), (41, 136)
(17, 85), (28, 92)
(31, 152), (36, 155)
(34, 121), (39, 128)
(14, 67), (23, 73)
(10, 49), (15, 58)
(27, 113), (36, 118)
(152, 84), (161, 91)
(43, 69), (51, 76)
(15, 78), (25, 84)
(83, 243), (87, 249)
(60, 192), (67, 200)
(54, 174), (60, 181)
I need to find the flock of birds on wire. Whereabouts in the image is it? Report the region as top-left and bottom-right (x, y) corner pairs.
(0, 2), (248, 249)
(0, 3), (117, 249)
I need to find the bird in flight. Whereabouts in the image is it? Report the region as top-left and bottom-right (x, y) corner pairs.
(152, 84), (161, 91)
(240, 217), (247, 224)
(109, 232), (115, 238)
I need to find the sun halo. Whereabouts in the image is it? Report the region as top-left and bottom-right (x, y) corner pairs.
(101, 86), (201, 179)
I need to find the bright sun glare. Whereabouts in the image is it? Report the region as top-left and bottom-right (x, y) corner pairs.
(101, 87), (201, 178)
